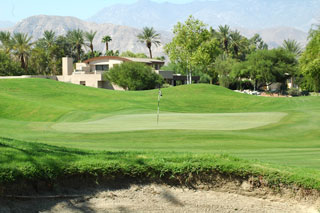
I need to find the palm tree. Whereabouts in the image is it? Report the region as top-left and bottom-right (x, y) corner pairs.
(84, 30), (97, 54)
(12, 32), (33, 71)
(218, 25), (231, 54)
(282, 39), (302, 57)
(137, 27), (161, 58)
(42, 30), (58, 75)
(229, 30), (242, 57)
(101, 35), (112, 54)
(43, 30), (56, 48)
(0, 31), (12, 54)
(282, 39), (302, 88)
(67, 29), (84, 62)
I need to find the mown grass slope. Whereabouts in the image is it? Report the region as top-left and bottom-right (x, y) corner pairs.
(1, 137), (320, 191)
(0, 78), (320, 171)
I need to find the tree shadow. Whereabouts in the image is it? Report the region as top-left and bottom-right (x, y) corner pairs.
(160, 188), (184, 207)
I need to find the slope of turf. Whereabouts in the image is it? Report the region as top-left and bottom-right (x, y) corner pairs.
(1, 137), (320, 192)
(0, 78), (320, 170)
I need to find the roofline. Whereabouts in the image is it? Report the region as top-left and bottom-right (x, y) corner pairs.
(83, 56), (131, 64)
(83, 56), (165, 64)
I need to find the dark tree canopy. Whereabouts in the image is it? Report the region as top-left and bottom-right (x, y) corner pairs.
(104, 62), (163, 90)
(0, 51), (24, 76)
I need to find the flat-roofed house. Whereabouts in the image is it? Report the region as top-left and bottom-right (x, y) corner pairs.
(58, 56), (165, 90)
(58, 56), (199, 90)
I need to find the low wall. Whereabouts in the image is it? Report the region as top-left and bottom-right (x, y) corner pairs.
(0, 75), (57, 80)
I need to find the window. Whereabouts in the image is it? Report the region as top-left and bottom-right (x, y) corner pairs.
(98, 81), (107, 88)
(95, 65), (109, 71)
(80, 81), (86, 86)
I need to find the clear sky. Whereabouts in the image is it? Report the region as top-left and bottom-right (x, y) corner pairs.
(0, 0), (196, 23)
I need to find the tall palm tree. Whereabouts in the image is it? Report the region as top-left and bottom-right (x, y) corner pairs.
(101, 35), (112, 54)
(0, 31), (12, 54)
(12, 32), (33, 71)
(282, 39), (302, 57)
(137, 27), (161, 58)
(67, 29), (84, 62)
(43, 30), (56, 48)
(85, 30), (97, 54)
(218, 25), (231, 54)
(42, 30), (58, 75)
(282, 39), (302, 88)
(229, 30), (242, 57)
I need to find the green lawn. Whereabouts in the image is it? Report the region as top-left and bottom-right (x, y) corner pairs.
(0, 78), (320, 172)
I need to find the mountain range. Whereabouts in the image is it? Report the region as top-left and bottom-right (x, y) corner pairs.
(1, 0), (315, 56)
(3, 15), (172, 58)
(0, 20), (15, 29)
(89, 0), (319, 32)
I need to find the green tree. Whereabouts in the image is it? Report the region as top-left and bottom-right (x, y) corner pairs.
(120, 51), (147, 58)
(300, 26), (320, 92)
(101, 35), (112, 53)
(244, 48), (298, 91)
(218, 25), (231, 54)
(11, 32), (33, 71)
(137, 27), (161, 58)
(0, 50), (24, 76)
(105, 50), (120, 56)
(282, 39), (302, 58)
(29, 44), (50, 75)
(249, 34), (268, 52)
(84, 30), (97, 55)
(105, 62), (163, 90)
(82, 51), (103, 61)
(214, 54), (238, 88)
(67, 29), (84, 62)
(165, 16), (221, 83)
(0, 31), (12, 54)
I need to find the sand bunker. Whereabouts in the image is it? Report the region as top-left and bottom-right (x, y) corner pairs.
(0, 184), (317, 213)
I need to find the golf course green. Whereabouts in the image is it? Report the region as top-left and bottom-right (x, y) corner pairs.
(1, 78), (320, 189)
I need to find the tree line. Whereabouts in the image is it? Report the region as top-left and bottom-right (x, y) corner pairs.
(0, 27), (161, 76)
(1, 16), (320, 93)
(164, 16), (320, 93)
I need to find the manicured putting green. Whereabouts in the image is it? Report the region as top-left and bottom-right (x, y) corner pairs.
(51, 112), (287, 133)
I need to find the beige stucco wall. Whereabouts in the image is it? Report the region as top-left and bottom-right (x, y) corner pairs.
(88, 59), (123, 71)
(62, 57), (74, 76)
(57, 74), (103, 88)
(56, 73), (125, 90)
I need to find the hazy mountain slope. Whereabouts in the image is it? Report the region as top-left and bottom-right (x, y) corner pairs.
(0, 20), (15, 29)
(10, 15), (172, 57)
(89, 0), (319, 31)
(238, 27), (308, 48)
(5, 15), (308, 58)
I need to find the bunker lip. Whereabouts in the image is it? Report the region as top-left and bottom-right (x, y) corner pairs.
(50, 112), (288, 133)
(0, 173), (319, 212)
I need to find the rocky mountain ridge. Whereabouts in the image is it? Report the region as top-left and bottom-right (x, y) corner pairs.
(89, 0), (319, 32)
(2, 15), (308, 57)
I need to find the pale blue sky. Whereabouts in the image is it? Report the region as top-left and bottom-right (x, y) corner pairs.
(1, 0), (196, 23)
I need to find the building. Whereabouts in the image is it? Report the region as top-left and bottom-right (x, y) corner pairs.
(59, 56), (199, 90)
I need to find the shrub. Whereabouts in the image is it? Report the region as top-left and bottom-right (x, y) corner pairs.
(0, 51), (24, 76)
(104, 62), (163, 90)
(162, 83), (172, 88)
(287, 88), (301, 97)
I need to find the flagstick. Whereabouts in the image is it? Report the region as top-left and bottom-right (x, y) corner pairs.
(157, 88), (161, 125)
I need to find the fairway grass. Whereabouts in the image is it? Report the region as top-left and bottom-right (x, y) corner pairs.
(0, 78), (320, 172)
(51, 112), (287, 133)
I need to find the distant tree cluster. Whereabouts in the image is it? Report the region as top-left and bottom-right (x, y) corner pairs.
(2, 16), (320, 93)
(0, 27), (165, 77)
(0, 29), (114, 76)
(164, 15), (319, 93)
